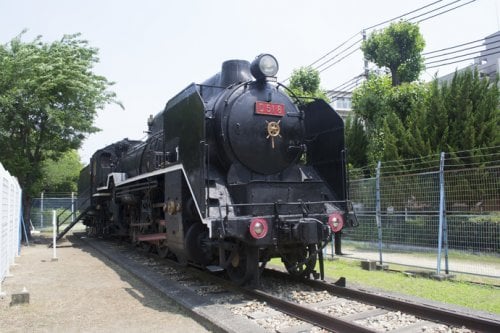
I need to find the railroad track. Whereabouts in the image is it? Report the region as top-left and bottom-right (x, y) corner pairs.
(76, 235), (500, 333)
(252, 269), (500, 332)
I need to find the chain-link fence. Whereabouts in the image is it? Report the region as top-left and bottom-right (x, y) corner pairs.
(0, 162), (22, 289)
(30, 193), (77, 232)
(339, 147), (500, 278)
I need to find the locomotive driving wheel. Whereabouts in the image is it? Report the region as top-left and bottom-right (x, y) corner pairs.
(225, 243), (260, 286)
(185, 223), (211, 265)
(282, 245), (317, 279)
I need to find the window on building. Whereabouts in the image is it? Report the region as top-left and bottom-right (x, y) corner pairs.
(335, 97), (352, 109)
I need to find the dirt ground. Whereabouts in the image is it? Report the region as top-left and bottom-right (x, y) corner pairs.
(0, 233), (211, 333)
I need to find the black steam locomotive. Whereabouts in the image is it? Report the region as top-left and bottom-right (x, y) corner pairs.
(78, 54), (357, 285)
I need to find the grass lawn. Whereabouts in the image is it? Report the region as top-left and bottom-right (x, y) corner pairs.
(270, 257), (500, 315)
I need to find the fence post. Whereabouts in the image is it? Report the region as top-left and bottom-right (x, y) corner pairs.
(437, 152), (450, 275)
(52, 210), (58, 261)
(40, 191), (44, 229)
(71, 191), (75, 224)
(18, 190), (22, 252)
(376, 161), (383, 265)
(443, 155), (449, 274)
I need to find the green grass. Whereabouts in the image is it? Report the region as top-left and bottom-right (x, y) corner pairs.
(342, 242), (500, 265)
(270, 257), (500, 314)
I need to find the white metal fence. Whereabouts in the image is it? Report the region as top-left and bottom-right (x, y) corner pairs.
(0, 162), (22, 287)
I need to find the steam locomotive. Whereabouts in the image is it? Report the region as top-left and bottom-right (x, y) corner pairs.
(78, 54), (357, 285)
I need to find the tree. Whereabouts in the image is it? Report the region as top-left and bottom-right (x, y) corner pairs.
(288, 66), (329, 101)
(351, 74), (392, 130)
(362, 21), (425, 86)
(0, 32), (120, 236)
(352, 73), (429, 168)
(426, 68), (499, 156)
(32, 150), (83, 194)
(344, 115), (368, 169)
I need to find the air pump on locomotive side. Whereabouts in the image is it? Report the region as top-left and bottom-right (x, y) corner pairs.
(78, 54), (357, 285)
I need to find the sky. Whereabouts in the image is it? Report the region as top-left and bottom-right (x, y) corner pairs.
(1, 0), (499, 163)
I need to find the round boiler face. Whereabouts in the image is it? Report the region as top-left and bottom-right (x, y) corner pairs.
(224, 86), (303, 175)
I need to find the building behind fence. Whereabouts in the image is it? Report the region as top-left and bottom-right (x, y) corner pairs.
(0, 162), (21, 288)
(342, 147), (500, 278)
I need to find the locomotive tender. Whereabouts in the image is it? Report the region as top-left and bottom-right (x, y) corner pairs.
(78, 54), (357, 285)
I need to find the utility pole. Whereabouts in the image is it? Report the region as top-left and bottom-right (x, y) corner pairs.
(362, 30), (369, 78)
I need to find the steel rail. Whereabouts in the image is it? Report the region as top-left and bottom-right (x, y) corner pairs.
(266, 269), (500, 333)
(240, 287), (375, 333)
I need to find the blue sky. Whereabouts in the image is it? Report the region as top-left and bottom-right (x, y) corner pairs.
(1, 0), (499, 162)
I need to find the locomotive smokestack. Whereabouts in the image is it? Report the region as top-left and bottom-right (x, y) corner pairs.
(146, 114), (154, 135)
(220, 60), (252, 87)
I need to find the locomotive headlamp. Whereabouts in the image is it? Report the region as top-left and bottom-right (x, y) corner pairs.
(328, 213), (344, 233)
(251, 54), (279, 80)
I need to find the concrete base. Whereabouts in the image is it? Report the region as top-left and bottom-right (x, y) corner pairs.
(430, 273), (456, 281)
(361, 260), (377, 271)
(10, 289), (29, 306)
(376, 263), (389, 271)
(404, 270), (456, 281)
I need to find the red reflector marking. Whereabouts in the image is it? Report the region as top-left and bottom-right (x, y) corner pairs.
(249, 218), (269, 239)
(255, 101), (285, 116)
(328, 213), (344, 233)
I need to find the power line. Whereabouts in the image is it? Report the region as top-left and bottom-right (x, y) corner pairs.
(415, 0), (477, 23)
(365, 0), (444, 30)
(313, 0), (475, 77)
(425, 40), (500, 60)
(328, 81), (358, 97)
(424, 38), (484, 55)
(286, 0), (478, 86)
(291, 0), (450, 82)
(317, 47), (362, 74)
(313, 38), (363, 71)
(330, 85), (360, 101)
(406, 0), (463, 22)
(329, 77), (365, 100)
(329, 72), (365, 92)
(426, 45), (500, 65)
(308, 32), (361, 69)
(426, 50), (500, 69)
(330, 81), (360, 97)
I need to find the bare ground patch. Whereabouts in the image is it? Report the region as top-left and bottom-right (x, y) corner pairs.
(0, 233), (211, 333)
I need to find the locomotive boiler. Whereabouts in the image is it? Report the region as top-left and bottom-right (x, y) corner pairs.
(78, 54), (357, 285)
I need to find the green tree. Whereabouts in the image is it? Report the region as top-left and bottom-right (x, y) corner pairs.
(352, 74), (392, 130)
(0, 32), (120, 234)
(352, 73), (430, 168)
(362, 21), (425, 86)
(344, 115), (368, 168)
(426, 68), (500, 158)
(288, 66), (329, 101)
(32, 150), (83, 193)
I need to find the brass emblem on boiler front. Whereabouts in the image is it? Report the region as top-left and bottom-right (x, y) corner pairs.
(266, 120), (281, 149)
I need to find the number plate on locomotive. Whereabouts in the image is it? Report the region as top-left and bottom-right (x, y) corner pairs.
(255, 101), (285, 116)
